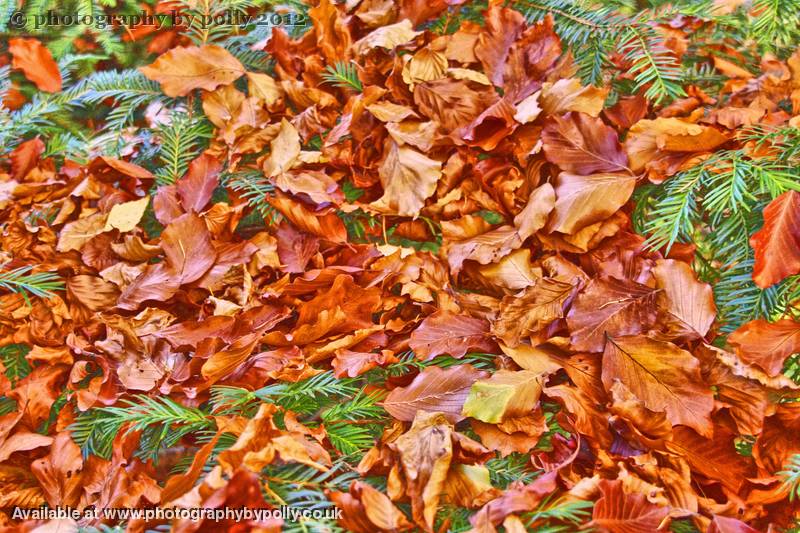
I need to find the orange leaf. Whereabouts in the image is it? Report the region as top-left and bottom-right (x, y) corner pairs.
(546, 172), (636, 234)
(409, 311), (494, 360)
(602, 335), (714, 437)
(9, 138), (45, 180)
(8, 38), (62, 93)
(140, 45), (245, 97)
(567, 278), (658, 353)
(652, 258), (717, 339)
(177, 153), (222, 212)
(542, 113), (629, 175)
(728, 318), (800, 377)
(589, 479), (668, 533)
(160, 212), (217, 284)
(750, 190), (800, 288)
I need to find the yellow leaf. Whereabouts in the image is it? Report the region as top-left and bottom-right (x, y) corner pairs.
(462, 370), (543, 423)
(402, 49), (448, 88)
(263, 119), (301, 178)
(539, 78), (609, 117)
(246, 72), (281, 105)
(514, 90), (542, 124)
(104, 196), (149, 233)
(447, 67), (492, 86)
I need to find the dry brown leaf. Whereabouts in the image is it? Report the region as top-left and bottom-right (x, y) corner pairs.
(602, 335), (714, 437)
(140, 45), (245, 97)
(382, 364), (488, 423)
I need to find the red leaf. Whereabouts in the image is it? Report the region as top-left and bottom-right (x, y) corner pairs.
(750, 190), (800, 288)
(708, 515), (761, 533)
(567, 278), (658, 353)
(665, 426), (752, 494)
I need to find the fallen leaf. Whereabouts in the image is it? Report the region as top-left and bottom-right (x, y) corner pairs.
(382, 364), (488, 423)
(546, 172), (636, 234)
(446, 183), (555, 273)
(8, 38), (62, 93)
(750, 190), (800, 288)
(410, 311), (494, 360)
(589, 479), (668, 533)
(708, 515), (761, 533)
(394, 411), (453, 531)
(177, 153), (222, 212)
(140, 45), (245, 97)
(354, 19), (421, 53)
(57, 212), (108, 252)
(30, 432), (83, 507)
(539, 79), (609, 117)
(625, 118), (729, 172)
(727, 318), (800, 377)
(462, 370), (543, 423)
(542, 113), (629, 175)
(10, 138), (45, 180)
(652, 259), (716, 338)
(492, 278), (573, 346)
(602, 335), (714, 436)
(160, 212), (217, 284)
(567, 278), (658, 352)
(371, 140), (442, 217)
(104, 196), (149, 233)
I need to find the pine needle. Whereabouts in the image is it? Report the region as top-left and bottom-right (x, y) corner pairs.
(321, 62), (363, 92)
(0, 266), (64, 303)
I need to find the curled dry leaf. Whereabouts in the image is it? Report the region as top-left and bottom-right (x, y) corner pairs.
(492, 277), (574, 347)
(445, 183), (555, 273)
(625, 117), (729, 172)
(371, 140), (442, 217)
(393, 410), (454, 531)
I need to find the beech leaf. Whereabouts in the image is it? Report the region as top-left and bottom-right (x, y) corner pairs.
(750, 190), (800, 288)
(602, 335), (714, 437)
(462, 370), (543, 423)
(140, 45), (245, 97)
(382, 364), (489, 423)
